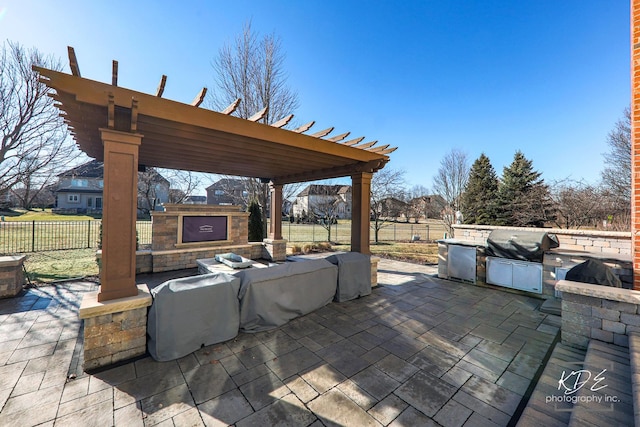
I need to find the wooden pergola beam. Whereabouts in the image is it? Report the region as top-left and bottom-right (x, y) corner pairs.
(311, 127), (334, 138)
(377, 147), (398, 155)
(248, 106), (268, 122)
(294, 121), (315, 133)
(327, 132), (350, 142)
(271, 114), (294, 128)
(67, 46), (81, 77)
(221, 98), (241, 115)
(356, 140), (377, 149)
(156, 75), (167, 97)
(112, 61), (118, 86)
(191, 87), (207, 107)
(367, 144), (389, 152)
(342, 136), (365, 146)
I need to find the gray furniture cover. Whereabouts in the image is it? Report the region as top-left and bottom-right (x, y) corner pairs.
(237, 259), (338, 332)
(326, 252), (372, 302)
(147, 273), (241, 361)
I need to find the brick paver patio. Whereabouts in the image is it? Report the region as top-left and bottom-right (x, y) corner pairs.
(0, 259), (559, 426)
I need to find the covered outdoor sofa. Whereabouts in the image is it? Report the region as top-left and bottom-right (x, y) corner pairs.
(147, 253), (372, 361)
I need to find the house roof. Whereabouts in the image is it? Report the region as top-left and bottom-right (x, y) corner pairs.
(206, 178), (247, 191)
(35, 51), (395, 185)
(296, 184), (351, 197)
(58, 160), (103, 178)
(58, 159), (169, 184)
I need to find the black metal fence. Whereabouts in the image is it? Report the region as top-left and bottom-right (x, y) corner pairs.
(0, 219), (444, 255)
(0, 220), (153, 255)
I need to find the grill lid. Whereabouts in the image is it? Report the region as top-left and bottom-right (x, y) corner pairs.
(486, 230), (559, 263)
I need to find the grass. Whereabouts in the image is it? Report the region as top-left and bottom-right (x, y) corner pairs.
(1, 208), (97, 221)
(23, 248), (99, 284)
(289, 241), (439, 265)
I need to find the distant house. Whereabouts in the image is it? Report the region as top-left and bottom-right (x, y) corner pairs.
(206, 178), (248, 207)
(54, 160), (170, 216)
(292, 185), (352, 220)
(54, 160), (105, 213)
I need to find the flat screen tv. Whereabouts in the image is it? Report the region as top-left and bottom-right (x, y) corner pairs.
(182, 216), (228, 243)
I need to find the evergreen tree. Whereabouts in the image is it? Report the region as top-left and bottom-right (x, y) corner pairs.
(461, 153), (499, 224)
(247, 199), (264, 241)
(497, 151), (554, 227)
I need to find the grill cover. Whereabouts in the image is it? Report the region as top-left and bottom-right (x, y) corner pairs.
(565, 259), (622, 288)
(486, 230), (559, 263)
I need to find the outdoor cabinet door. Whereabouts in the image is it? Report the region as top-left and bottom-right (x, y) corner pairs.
(486, 257), (513, 288)
(447, 245), (476, 283)
(511, 262), (543, 294)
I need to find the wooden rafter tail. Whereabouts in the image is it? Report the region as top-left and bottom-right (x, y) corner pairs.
(356, 140), (377, 149)
(271, 114), (294, 128)
(112, 60), (118, 86)
(130, 98), (139, 132)
(367, 144), (389, 152)
(378, 147), (398, 155)
(156, 75), (167, 97)
(191, 87), (207, 107)
(327, 132), (350, 142)
(294, 121), (314, 133)
(67, 46), (81, 77)
(248, 106), (268, 122)
(221, 98), (241, 115)
(342, 136), (365, 146)
(311, 127), (334, 138)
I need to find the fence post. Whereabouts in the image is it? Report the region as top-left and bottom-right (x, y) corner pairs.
(31, 221), (35, 253)
(426, 224), (430, 241)
(312, 223), (315, 242)
(87, 220), (91, 248)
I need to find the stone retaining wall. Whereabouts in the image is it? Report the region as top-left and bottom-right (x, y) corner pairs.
(453, 224), (631, 255)
(557, 280), (640, 350)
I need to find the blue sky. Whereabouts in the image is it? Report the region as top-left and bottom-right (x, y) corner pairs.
(0, 1), (630, 193)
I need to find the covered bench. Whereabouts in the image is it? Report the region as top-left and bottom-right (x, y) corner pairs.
(147, 272), (240, 361)
(236, 259), (338, 332)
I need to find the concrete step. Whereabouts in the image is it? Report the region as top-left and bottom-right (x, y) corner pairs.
(628, 332), (640, 426)
(516, 343), (585, 427)
(567, 340), (634, 427)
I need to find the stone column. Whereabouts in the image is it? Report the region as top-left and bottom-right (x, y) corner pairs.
(351, 172), (372, 255)
(633, 1), (640, 290)
(98, 129), (142, 302)
(264, 182), (286, 261)
(268, 182), (283, 240)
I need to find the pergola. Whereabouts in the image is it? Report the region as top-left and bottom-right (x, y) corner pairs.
(35, 48), (395, 302)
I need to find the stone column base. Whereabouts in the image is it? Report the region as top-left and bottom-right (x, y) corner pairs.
(79, 284), (152, 371)
(371, 256), (380, 288)
(263, 238), (287, 262)
(0, 255), (26, 299)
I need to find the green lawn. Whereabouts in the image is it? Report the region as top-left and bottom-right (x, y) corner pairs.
(1, 208), (98, 221)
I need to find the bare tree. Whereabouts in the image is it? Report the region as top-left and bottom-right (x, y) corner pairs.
(161, 169), (203, 204)
(549, 179), (604, 229)
(210, 22), (300, 238)
(0, 41), (79, 209)
(370, 168), (406, 243)
(601, 107), (631, 204)
(432, 149), (469, 237)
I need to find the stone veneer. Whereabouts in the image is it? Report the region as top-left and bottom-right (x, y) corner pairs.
(453, 224), (631, 255)
(0, 255), (26, 298)
(79, 284), (152, 371)
(452, 225), (633, 298)
(557, 280), (640, 350)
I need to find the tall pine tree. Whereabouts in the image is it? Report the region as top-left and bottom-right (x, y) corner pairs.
(461, 153), (499, 224)
(497, 151), (554, 227)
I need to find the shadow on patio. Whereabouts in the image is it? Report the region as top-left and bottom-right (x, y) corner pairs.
(0, 258), (559, 426)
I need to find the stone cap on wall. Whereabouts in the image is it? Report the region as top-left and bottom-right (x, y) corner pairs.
(556, 279), (640, 304)
(158, 204), (244, 213)
(454, 224), (630, 240)
(0, 255), (27, 266)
